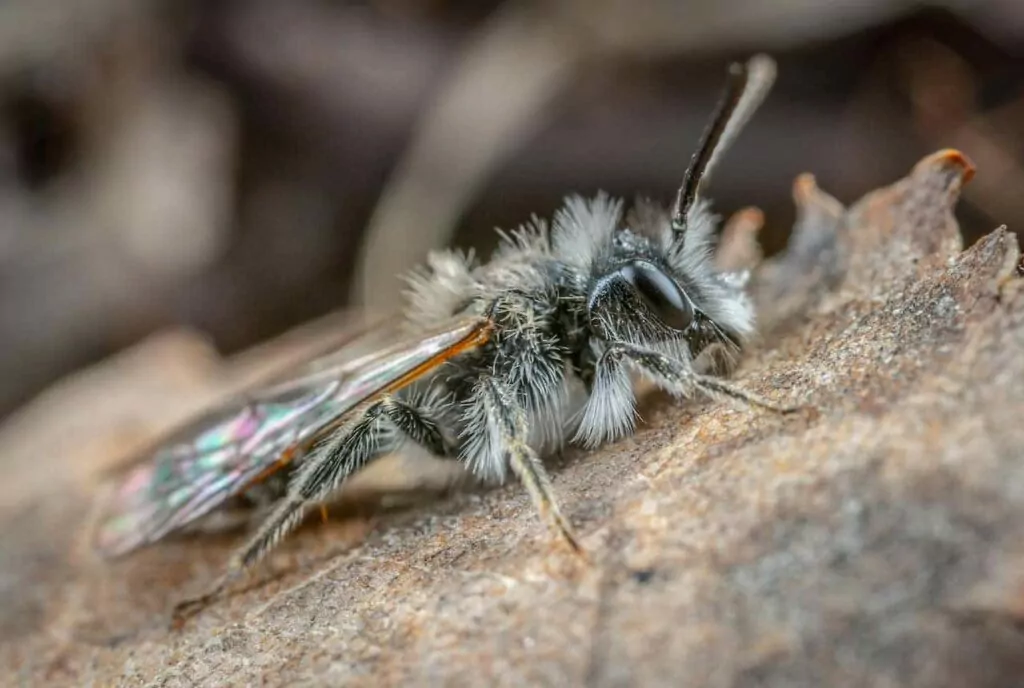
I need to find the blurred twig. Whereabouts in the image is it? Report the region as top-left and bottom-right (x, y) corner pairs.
(354, 4), (588, 311)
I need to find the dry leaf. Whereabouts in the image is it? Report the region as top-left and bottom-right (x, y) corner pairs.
(2, 150), (1023, 686)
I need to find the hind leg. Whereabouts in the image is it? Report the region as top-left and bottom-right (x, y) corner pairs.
(173, 394), (448, 621)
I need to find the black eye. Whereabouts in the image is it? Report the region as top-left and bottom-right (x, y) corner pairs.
(618, 261), (693, 331)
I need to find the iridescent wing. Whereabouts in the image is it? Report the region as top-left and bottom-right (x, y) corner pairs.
(96, 316), (492, 557)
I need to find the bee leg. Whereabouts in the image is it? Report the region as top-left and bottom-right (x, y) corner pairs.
(474, 379), (582, 554)
(610, 343), (801, 413)
(384, 394), (449, 457)
(173, 395), (445, 622)
(507, 439), (583, 554)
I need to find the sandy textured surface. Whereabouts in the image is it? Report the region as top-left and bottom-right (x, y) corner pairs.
(2, 150), (1022, 687)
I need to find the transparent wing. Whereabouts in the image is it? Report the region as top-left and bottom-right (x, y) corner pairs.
(96, 316), (491, 557)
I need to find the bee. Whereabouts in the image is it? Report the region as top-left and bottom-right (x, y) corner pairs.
(97, 55), (789, 617)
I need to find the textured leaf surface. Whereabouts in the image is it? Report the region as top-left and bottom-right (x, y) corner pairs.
(3, 151), (1023, 687)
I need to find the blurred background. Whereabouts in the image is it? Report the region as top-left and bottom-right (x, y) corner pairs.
(0, 0), (1020, 421)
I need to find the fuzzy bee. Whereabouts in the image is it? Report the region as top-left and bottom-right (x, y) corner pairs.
(97, 55), (788, 615)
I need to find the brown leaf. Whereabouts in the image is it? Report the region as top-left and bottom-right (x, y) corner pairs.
(4, 150), (1024, 686)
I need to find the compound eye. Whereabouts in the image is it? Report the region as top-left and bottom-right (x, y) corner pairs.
(618, 261), (693, 331)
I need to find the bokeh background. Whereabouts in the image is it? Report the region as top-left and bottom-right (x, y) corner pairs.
(0, 0), (1021, 421)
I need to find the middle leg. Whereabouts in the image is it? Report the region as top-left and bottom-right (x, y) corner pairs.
(466, 377), (581, 552)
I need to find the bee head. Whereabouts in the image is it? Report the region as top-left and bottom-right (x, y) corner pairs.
(577, 205), (760, 364)
(583, 55), (775, 355)
(586, 248), (694, 342)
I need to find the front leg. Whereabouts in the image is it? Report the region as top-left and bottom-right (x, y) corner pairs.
(574, 342), (797, 448)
